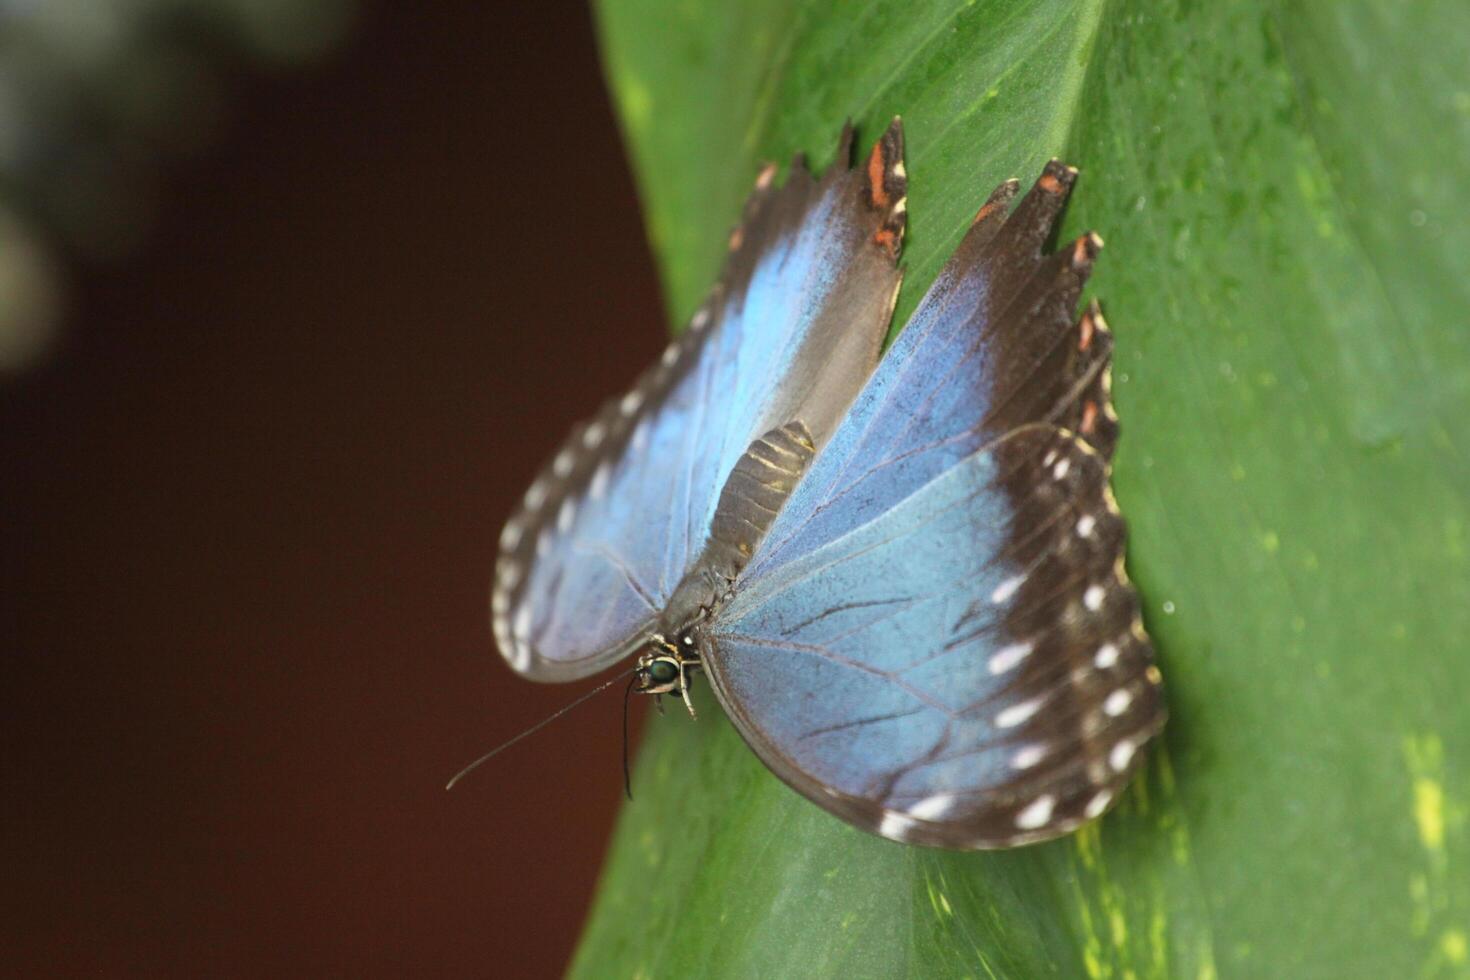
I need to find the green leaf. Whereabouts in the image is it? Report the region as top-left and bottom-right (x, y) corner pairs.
(571, 1), (1470, 976)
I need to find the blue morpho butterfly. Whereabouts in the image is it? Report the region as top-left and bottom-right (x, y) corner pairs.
(490, 120), (1164, 848)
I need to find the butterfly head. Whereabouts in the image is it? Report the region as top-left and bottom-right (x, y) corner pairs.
(634, 633), (702, 717)
(636, 652), (682, 694)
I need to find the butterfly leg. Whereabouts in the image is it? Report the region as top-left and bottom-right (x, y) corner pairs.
(677, 659), (698, 720)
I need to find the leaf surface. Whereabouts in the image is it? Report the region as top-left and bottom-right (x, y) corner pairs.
(571, 2), (1470, 976)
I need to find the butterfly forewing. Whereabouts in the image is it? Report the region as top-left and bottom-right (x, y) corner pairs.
(745, 162), (1110, 579)
(493, 123), (908, 681)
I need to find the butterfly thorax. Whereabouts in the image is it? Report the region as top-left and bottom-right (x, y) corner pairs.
(634, 560), (727, 715)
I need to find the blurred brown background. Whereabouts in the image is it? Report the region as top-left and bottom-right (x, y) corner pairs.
(2, 4), (663, 976)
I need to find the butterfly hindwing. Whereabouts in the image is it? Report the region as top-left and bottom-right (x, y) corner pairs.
(706, 426), (1160, 847)
(493, 123), (908, 681)
(702, 163), (1165, 847)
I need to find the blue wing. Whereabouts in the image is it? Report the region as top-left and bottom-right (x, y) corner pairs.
(493, 123), (908, 681)
(747, 162), (1115, 579)
(703, 164), (1164, 847)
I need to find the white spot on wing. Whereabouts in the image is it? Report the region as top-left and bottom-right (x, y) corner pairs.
(498, 564), (520, 590)
(1084, 584), (1106, 611)
(583, 422), (605, 448)
(620, 390), (643, 416)
(1109, 738), (1137, 772)
(996, 696), (1043, 729)
(1077, 514), (1096, 538)
(1012, 745), (1046, 769)
(1095, 643), (1121, 669)
(987, 641), (1033, 675)
(1014, 794), (1056, 830)
(1103, 688), (1133, 717)
(991, 575), (1023, 604)
(553, 449), (574, 478)
(499, 520), (522, 551)
(512, 605), (532, 643)
(524, 480), (547, 511)
(1084, 789), (1113, 820)
(878, 811), (915, 841)
(660, 344), (679, 367)
(1052, 458), (1071, 480)
(907, 794), (955, 821)
(557, 498), (576, 534)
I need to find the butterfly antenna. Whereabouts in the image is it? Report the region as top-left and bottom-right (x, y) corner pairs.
(446, 668), (636, 791)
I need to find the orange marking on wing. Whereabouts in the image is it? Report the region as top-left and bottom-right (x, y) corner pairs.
(873, 227), (898, 256)
(867, 142), (890, 208)
(1081, 401), (1099, 434)
(728, 227), (744, 251)
(1039, 172), (1063, 194)
(972, 201), (1000, 226)
(1078, 312), (1095, 351)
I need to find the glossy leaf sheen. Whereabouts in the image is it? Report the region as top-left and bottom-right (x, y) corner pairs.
(570, 1), (1470, 976)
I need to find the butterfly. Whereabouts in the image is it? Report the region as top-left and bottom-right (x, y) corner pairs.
(491, 120), (1165, 849)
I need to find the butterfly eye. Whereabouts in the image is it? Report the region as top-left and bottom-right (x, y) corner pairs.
(646, 659), (679, 686)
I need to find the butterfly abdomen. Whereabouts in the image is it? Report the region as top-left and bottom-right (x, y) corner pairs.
(659, 421), (818, 633)
(706, 421), (816, 577)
